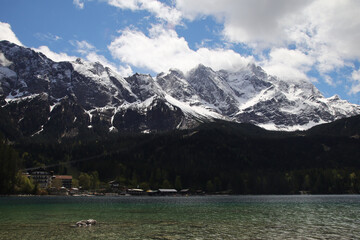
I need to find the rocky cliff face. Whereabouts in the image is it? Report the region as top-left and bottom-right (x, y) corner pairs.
(0, 41), (185, 139)
(157, 63), (360, 131)
(1, 40), (360, 139)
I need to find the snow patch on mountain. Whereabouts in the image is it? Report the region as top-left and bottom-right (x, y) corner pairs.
(5, 92), (39, 103)
(0, 66), (16, 79)
(164, 94), (224, 120)
(1, 40), (360, 133)
(0, 52), (13, 67)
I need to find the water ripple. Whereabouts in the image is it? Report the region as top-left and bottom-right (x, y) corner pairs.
(0, 195), (360, 239)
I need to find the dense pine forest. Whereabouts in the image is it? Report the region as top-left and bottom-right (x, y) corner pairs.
(1, 115), (360, 195)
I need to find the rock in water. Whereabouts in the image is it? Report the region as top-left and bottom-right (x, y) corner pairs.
(75, 219), (97, 227)
(86, 219), (97, 225)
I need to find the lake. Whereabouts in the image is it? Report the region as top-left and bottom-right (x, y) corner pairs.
(0, 195), (359, 239)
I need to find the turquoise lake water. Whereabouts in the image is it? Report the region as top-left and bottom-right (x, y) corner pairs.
(0, 195), (359, 239)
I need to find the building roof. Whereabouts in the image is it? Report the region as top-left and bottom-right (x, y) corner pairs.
(53, 175), (73, 180)
(109, 180), (121, 184)
(180, 189), (190, 193)
(31, 170), (52, 175)
(127, 188), (144, 192)
(158, 189), (177, 193)
(146, 190), (158, 193)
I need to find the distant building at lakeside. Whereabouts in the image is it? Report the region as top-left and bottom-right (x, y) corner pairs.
(127, 188), (145, 195)
(109, 180), (121, 190)
(29, 168), (53, 189)
(53, 175), (73, 189)
(158, 189), (178, 195)
(27, 169), (72, 189)
(125, 188), (178, 196)
(179, 189), (190, 195)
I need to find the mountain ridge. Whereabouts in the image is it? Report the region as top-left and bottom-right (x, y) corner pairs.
(1, 40), (360, 140)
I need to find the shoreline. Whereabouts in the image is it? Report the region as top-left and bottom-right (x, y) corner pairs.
(1, 193), (359, 198)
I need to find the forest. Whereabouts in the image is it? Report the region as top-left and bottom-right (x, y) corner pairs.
(1, 115), (360, 195)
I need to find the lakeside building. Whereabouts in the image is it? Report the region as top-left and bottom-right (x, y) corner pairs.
(109, 180), (121, 190)
(53, 175), (73, 189)
(29, 169), (53, 189)
(125, 189), (178, 196)
(158, 189), (178, 196)
(108, 180), (127, 194)
(28, 169), (73, 190)
(146, 190), (158, 196)
(179, 189), (190, 195)
(127, 188), (145, 195)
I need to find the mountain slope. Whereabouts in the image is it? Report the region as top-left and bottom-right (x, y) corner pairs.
(14, 115), (360, 194)
(1, 40), (360, 140)
(306, 114), (360, 137)
(157, 64), (360, 131)
(0, 41), (187, 139)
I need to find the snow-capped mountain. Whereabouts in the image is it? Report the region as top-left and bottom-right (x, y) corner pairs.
(157, 64), (360, 131)
(1, 40), (360, 139)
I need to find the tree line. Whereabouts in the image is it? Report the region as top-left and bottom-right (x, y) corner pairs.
(2, 120), (360, 194)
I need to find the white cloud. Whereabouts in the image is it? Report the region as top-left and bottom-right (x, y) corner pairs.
(0, 22), (23, 46)
(33, 43), (133, 76)
(69, 39), (133, 76)
(33, 46), (77, 62)
(176, 0), (312, 45)
(352, 70), (360, 82)
(350, 85), (360, 95)
(304, 0), (360, 60)
(86, 51), (133, 76)
(350, 69), (360, 94)
(107, 0), (138, 10)
(34, 32), (62, 42)
(175, 0), (360, 87)
(287, 0), (360, 77)
(108, 24), (252, 74)
(0, 22), (78, 65)
(107, 0), (182, 26)
(73, 0), (85, 9)
(70, 40), (96, 55)
(261, 48), (314, 82)
(34, 44), (133, 76)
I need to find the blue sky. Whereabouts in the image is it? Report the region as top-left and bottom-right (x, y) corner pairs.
(1, 0), (360, 104)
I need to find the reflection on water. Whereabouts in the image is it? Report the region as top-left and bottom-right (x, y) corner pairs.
(0, 195), (359, 239)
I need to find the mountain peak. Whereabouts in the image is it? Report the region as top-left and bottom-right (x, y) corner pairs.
(191, 63), (213, 73)
(328, 94), (340, 101)
(1, 42), (360, 138)
(75, 58), (84, 64)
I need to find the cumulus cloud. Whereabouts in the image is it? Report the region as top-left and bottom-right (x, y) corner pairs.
(352, 70), (360, 82)
(175, 0), (360, 87)
(176, 0), (312, 45)
(261, 48), (315, 82)
(33, 46), (77, 62)
(86, 51), (133, 77)
(33, 43), (132, 76)
(0, 22), (23, 46)
(350, 69), (360, 94)
(70, 40), (96, 55)
(73, 0), (85, 9)
(0, 22), (77, 64)
(69, 39), (133, 76)
(284, 0), (360, 78)
(304, 0), (360, 61)
(107, 0), (182, 26)
(0, 21), (130, 77)
(108, 25), (253, 74)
